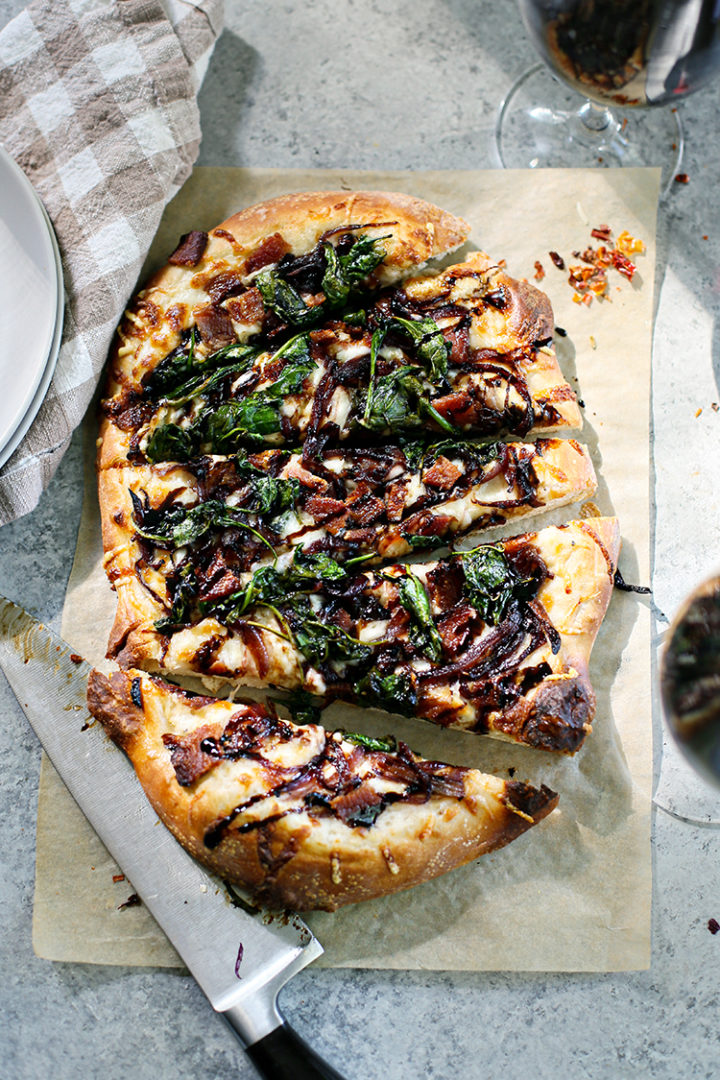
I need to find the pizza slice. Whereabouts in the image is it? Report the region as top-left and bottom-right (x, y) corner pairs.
(98, 196), (580, 468)
(86, 668), (558, 911)
(105, 517), (619, 754)
(98, 437), (596, 594)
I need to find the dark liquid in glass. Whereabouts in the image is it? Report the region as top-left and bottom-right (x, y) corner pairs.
(519, 0), (720, 107)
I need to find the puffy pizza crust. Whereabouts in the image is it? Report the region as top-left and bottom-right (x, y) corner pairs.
(86, 668), (558, 911)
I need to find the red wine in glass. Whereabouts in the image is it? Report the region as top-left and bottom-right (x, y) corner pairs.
(497, 1), (720, 187)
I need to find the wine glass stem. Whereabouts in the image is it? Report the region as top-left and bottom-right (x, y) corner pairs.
(578, 100), (614, 133)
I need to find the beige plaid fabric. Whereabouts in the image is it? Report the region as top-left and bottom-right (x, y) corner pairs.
(0, 0), (223, 524)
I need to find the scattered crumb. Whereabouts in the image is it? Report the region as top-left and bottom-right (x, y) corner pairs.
(709, 918), (719, 935)
(534, 260), (545, 281)
(112, 873), (125, 883)
(69, 653), (83, 664)
(555, 325), (567, 337)
(549, 250), (565, 270)
(508, 766), (516, 777)
(589, 335), (597, 350)
(703, 235), (709, 240)
(695, 407), (703, 417)
(712, 403), (719, 412)
(118, 893), (141, 910)
(580, 500), (601, 519)
(674, 173), (690, 184)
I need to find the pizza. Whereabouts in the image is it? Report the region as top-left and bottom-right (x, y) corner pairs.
(89, 189), (617, 908)
(86, 668), (558, 911)
(98, 196), (581, 471)
(104, 516), (618, 754)
(99, 435), (596, 622)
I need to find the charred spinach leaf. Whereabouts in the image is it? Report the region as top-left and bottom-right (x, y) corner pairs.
(389, 315), (449, 382)
(423, 439), (502, 471)
(343, 730), (398, 752)
(400, 534), (447, 551)
(362, 366), (456, 435)
(155, 562), (198, 633)
(461, 544), (537, 625)
(161, 343), (256, 405)
(321, 235), (388, 308)
(392, 572), (444, 663)
(201, 336), (316, 446)
(356, 669), (418, 716)
(145, 332), (256, 403)
(257, 235), (387, 327)
(255, 268), (322, 329)
(281, 690), (324, 726)
(144, 422), (195, 463)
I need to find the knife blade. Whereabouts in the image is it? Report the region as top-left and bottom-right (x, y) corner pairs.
(0, 596), (347, 1080)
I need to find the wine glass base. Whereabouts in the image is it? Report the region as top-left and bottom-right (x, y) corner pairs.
(496, 64), (684, 193)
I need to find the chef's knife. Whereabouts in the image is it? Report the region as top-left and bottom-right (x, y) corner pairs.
(0, 597), (347, 1080)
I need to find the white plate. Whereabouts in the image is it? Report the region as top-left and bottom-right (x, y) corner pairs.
(0, 144), (63, 467)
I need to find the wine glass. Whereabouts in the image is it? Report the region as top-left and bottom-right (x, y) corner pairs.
(656, 574), (720, 824)
(497, 1), (720, 191)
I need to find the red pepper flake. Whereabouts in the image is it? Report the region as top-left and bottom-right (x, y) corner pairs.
(703, 235), (709, 240)
(69, 653), (83, 664)
(709, 918), (720, 934)
(695, 407), (703, 418)
(118, 893), (141, 910)
(533, 260), (545, 281)
(591, 225), (612, 241)
(112, 874), (125, 883)
(549, 250), (565, 270)
(611, 249), (637, 281)
(674, 173), (690, 184)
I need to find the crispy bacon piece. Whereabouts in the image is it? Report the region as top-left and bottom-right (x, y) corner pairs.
(423, 455), (462, 490)
(244, 232), (290, 275)
(304, 495), (346, 522)
(168, 230), (208, 267)
(285, 456), (329, 490)
(225, 286), (264, 326)
(194, 303), (236, 350)
(436, 602), (475, 653)
(385, 480), (409, 522)
(163, 723), (221, 785)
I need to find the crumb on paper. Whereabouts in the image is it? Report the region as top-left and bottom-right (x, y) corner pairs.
(589, 335), (597, 350)
(695, 407), (703, 418)
(118, 893), (141, 910)
(580, 500), (602, 519)
(549, 251), (565, 270)
(112, 873), (125, 883)
(69, 653), (83, 664)
(534, 260), (545, 281)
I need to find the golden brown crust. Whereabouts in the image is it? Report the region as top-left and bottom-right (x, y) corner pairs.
(87, 669), (558, 910)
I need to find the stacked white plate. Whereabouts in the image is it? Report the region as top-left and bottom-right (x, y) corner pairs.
(0, 144), (64, 470)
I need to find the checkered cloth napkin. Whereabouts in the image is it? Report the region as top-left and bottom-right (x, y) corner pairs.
(0, 0), (223, 524)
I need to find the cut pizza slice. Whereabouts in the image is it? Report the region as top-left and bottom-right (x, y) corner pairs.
(106, 517), (619, 754)
(86, 668), (558, 911)
(98, 195), (580, 468)
(98, 437), (596, 591)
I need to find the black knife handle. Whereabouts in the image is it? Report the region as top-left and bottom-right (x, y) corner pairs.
(246, 1022), (348, 1080)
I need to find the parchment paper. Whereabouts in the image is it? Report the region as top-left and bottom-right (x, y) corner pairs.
(33, 167), (658, 971)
